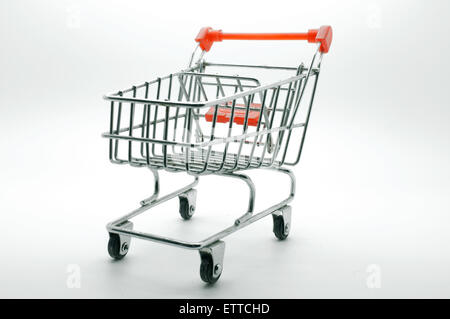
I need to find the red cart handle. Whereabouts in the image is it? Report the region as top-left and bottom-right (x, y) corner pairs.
(195, 26), (332, 53)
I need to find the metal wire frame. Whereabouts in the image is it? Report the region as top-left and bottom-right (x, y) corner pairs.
(102, 44), (328, 282)
(102, 48), (322, 176)
(107, 166), (295, 250)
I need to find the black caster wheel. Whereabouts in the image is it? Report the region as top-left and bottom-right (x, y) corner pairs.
(272, 206), (292, 240)
(108, 233), (127, 260)
(179, 189), (197, 220)
(107, 221), (133, 260)
(179, 197), (195, 220)
(199, 241), (225, 284)
(200, 254), (221, 284)
(272, 215), (289, 240)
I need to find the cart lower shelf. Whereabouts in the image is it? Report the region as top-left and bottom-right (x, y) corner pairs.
(116, 149), (281, 173)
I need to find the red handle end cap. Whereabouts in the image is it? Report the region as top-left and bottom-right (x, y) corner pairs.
(315, 25), (332, 53)
(195, 27), (223, 52)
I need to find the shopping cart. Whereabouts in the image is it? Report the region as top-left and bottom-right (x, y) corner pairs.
(102, 26), (332, 283)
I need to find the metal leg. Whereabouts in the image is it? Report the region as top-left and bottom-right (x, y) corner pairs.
(268, 167), (296, 197)
(106, 167), (296, 283)
(108, 167), (295, 250)
(140, 168), (160, 206)
(107, 173), (199, 231)
(219, 172), (256, 225)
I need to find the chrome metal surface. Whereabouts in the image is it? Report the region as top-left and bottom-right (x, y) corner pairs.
(102, 42), (325, 279)
(218, 172), (255, 225)
(107, 167), (295, 250)
(140, 168), (160, 206)
(106, 176), (199, 229)
(117, 221), (133, 255)
(102, 44), (322, 175)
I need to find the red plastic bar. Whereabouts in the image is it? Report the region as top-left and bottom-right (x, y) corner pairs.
(195, 26), (332, 53)
(205, 103), (262, 126)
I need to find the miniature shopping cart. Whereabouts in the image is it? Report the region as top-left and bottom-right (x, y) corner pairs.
(102, 26), (332, 283)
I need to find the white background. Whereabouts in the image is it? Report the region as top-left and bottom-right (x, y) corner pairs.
(1, 0), (449, 298)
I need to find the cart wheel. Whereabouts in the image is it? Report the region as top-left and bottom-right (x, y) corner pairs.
(199, 241), (225, 284)
(272, 205), (292, 240)
(108, 234), (127, 259)
(200, 254), (220, 284)
(107, 221), (133, 260)
(179, 189), (197, 220)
